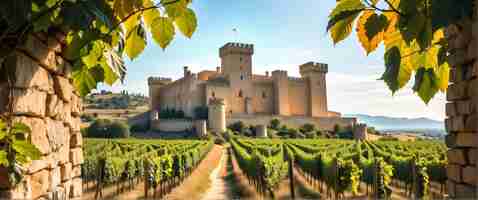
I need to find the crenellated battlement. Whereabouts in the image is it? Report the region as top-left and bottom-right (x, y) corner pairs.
(219, 42), (254, 57)
(299, 61), (328, 75)
(271, 70), (288, 78)
(148, 77), (173, 85)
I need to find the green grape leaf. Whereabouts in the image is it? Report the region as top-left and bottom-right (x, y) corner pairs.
(12, 140), (42, 162)
(163, 0), (188, 19)
(357, 11), (383, 54)
(143, 0), (161, 30)
(125, 24), (147, 60)
(175, 8), (197, 38)
(413, 68), (439, 104)
(151, 17), (175, 49)
(330, 12), (359, 44)
(11, 122), (31, 135)
(365, 13), (388, 40)
(327, 10), (363, 31)
(81, 40), (103, 68)
(103, 48), (126, 84)
(381, 47), (401, 93)
(72, 63), (102, 96)
(329, 0), (365, 20)
(435, 62), (449, 92)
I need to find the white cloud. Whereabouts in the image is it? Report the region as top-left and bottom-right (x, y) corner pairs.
(327, 71), (446, 121)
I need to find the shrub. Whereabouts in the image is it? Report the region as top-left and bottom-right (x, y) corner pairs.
(130, 123), (149, 133)
(300, 123), (316, 133)
(228, 121), (247, 134)
(80, 113), (95, 122)
(86, 119), (130, 138)
(269, 118), (281, 130)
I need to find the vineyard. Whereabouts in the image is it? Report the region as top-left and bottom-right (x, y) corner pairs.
(82, 139), (213, 199)
(230, 137), (447, 199)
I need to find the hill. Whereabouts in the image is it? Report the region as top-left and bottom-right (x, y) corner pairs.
(345, 114), (445, 136)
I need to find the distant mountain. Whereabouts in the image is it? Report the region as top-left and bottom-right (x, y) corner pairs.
(345, 114), (445, 134)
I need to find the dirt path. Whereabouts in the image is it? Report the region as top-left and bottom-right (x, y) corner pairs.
(200, 148), (232, 200)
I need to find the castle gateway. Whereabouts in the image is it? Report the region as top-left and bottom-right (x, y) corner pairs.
(148, 42), (356, 131)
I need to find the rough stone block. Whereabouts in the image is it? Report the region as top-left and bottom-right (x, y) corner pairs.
(447, 82), (468, 101)
(447, 180), (456, 197)
(447, 164), (462, 182)
(458, 133), (478, 147)
(467, 38), (477, 61)
(446, 103), (457, 117)
(9, 176), (32, 199)
(70, 117), (81, 132)
(465, 113), (478, 132)
(14, 117), (50, 155)
(45, 118), (68, 152)
(46, 94), (64, 119)
(12, 88), (47, 117)
(61, 180), (71, 199)
(446, 116), (465, 132)
(70, 148), (83, 165)
(18, 35), (57, 70)
(70, 177), (82, 198)
(457, 100), (472, 115)
(60, 102), (72, 127)
(462, 166), (477, 185)
(27, 159), (49, 174)
(469, 148), (478, 165)
(455, 183), (477, 199)
(49, 167), (61, 192)
(70, 131), (82, 148)
(72, 165), (81, 178)
(60, 163), (72, 182)
(448, 48), (468, 67)
(70, 94), (82, 117)
(8, 52), (54, 92)
(448, 149), (468, 165)
(53, 76), (73, 102)
(31, 170), (49, 200)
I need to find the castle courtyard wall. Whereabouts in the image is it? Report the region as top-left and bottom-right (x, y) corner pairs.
(288, 78), (308, 116)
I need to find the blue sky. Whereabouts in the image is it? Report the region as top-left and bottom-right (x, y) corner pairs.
(100, 0), (446, 121)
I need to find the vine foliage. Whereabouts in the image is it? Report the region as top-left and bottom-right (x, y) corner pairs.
(0, 0), (198, 96)
(327, 0), (473, 103)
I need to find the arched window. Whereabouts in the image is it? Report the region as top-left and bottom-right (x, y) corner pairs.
(212, 91), (215, 97)
(262, 91), (267, 99)
(240, 74), (244, 80)
(238, 90), (243, 98)
(240, 57), (243, 62)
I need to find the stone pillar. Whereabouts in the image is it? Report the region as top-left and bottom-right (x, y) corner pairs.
(256, 125), (268, 138)
(208, 98), (226, 134)
(353, 123), (367, 140)
(0, 34), (83, 199)
(444, 14), (478, 198)
(194, 120), (207, 138)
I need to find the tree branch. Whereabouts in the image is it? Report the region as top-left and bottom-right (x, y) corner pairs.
(383, 0), (404, 16)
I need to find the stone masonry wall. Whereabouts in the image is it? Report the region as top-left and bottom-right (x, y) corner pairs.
(444, 4), (478, 198)
(0, 34), (83, 199)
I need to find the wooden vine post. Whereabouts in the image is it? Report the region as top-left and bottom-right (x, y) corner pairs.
(287, 155), (295, 199)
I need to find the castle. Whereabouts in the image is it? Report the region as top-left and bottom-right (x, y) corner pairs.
(148, 42), (356, 131)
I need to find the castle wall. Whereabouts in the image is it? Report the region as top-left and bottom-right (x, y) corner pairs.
(288, 78), (308, 116)
(150, 119), (193, 132)
(252, 81), (274, 114)
(157, 76), (206, 117)
(228, 114), (356, 131)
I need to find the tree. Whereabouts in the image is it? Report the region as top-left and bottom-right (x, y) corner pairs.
(327, 0), (473, 103)
(300, 123), (316, 133)
(269, 118), (281, 130)
(0, 0), (198, 96)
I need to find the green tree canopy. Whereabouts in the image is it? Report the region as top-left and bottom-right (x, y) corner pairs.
(0, 0), (198, 96)
(327, 0), (472, 103)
